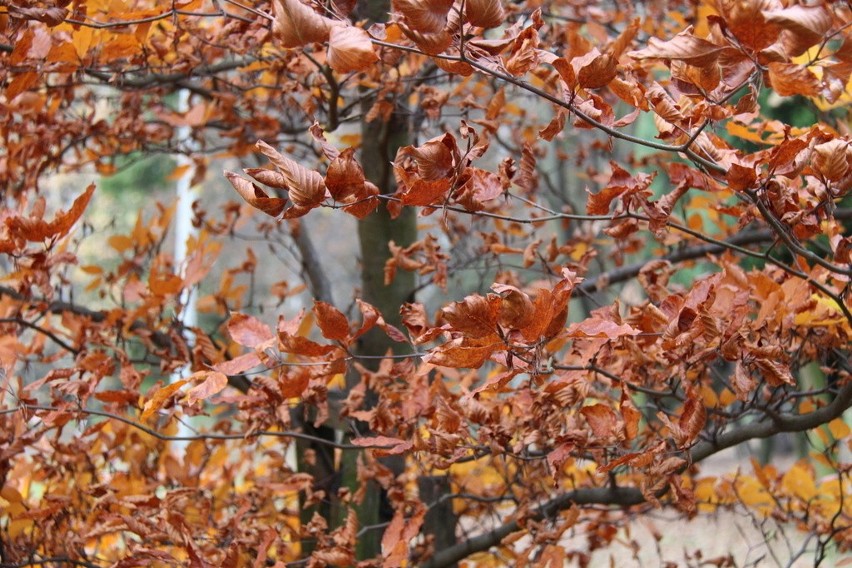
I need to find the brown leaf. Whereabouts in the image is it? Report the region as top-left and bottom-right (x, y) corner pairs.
(465, 0), (504, 29)
(813, 139), (850, 181)
(546, 443), (575, 478)
(726, 162), (757, 192)
(492, 284), (535, 331)
(184, 371), (229, 406)
(753, 357), (795, 387)
(326, 148), (366, 202)
(328, 25), (379, 73)
(381, 503), (426, 568)
(439, 294), (501, 339)
(141, 380), (187, 420)
(566, 318), (639, 339)
(731, 361), (757, 402)
(228, 312), (276, 348)
(677, 394), (706, 447)
(257, 140), (326, 208)
(400, 178), (452, 206)
(352, 435), (413, 455)
(244, 167), (289, 190)
(404, 133), (458, 181)
(581, 404), (618, 439)
(213, 352), (262, 376)
(621, 389), (641, 441)
(343, 181), (380, 219)
(538, 110), (566, 141)
(225, 171), (288, 217)
(628, 27), (728, 67)
(426, 338), (501, 369)
(313, 301), (350, 342)
(766, 62), (820, 97)
(578, 53), (617, 89)
(9, 4), (68, 26)
(393, 0), (453, 34)
(272, 0), (337, 48)
(6, 183), (95, 242)
(401, 303), (443, 344)
(763, 5), (832, 56)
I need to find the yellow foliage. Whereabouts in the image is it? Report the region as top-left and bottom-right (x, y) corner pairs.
(781, 461), (817, 502)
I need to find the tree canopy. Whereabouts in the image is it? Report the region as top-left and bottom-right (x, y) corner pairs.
(1, 0), (851, 566)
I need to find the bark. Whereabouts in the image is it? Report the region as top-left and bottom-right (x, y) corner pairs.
(339, 2), (420, 559)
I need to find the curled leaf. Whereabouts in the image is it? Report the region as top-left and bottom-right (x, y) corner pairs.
(328, 25), (379, 73)
(273, 0), (337, 48)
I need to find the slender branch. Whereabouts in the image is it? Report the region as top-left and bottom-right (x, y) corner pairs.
(578, 228), (775, 293)
(421, 380), (852, 568)
(1, 404), (399, 451)
(0, 556), (102, 568)
(0, 317), (79, 354)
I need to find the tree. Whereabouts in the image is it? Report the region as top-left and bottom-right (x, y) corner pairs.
(1, 0), (851, 566)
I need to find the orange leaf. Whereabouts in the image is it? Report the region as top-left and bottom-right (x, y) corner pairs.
(6, 183), (95, 242)
(228, 312), (275, 348)
(141, 380), (187, 420)
(566, 318), (639, 339)
(581, 404), (618, 438)
(465, 0), (504, 29)
(381, 503), (426, 568)
(327, 25), (378, 73)
(767, 62), (820, 97)
(225, 171), (288, 217)
(272, 0), (336, 48)
(184, 371), (228, 406)
(213, 352), (262, 376)
(393, 0), (453, 34)
(628, 27), (728, 67)
(257, 141), (326, 209)
(313, 301), (350, 342)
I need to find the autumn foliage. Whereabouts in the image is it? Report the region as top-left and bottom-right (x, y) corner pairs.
(1, 0), (851, 566)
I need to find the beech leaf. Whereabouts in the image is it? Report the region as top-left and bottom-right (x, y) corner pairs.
(328, 25), (379, 73)
(272, 0), (337, 48)
(184, 371), (229, 406)
(228, 312), (276, 348)
(628, 27), (728, 67)
(313, 301), (350, 342)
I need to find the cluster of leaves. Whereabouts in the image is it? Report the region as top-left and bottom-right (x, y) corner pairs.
(1, 0), (851, 567)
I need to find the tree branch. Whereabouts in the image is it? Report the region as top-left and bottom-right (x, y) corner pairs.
(421, 380), (852, 568)
(1, 404), (402, 451)
(578, 228), (775, 293)
(288, 219), (337, 306)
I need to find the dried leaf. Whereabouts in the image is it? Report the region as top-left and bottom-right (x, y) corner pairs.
(141, 380), (187, 420)
(313, 301), (350, 342)
(184, 371), (229, 406)
(328, 25), (379, 73)
(465, 0), (504, 29)
(225, 171), (288, 217)
(228, 312), (275, 348)
(6, 183), (95, 242)
(628, 27), (728, 67)
(273, 0), (337, 48)
(581, 404), (618, 439)
(257, 140), (326, 208)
